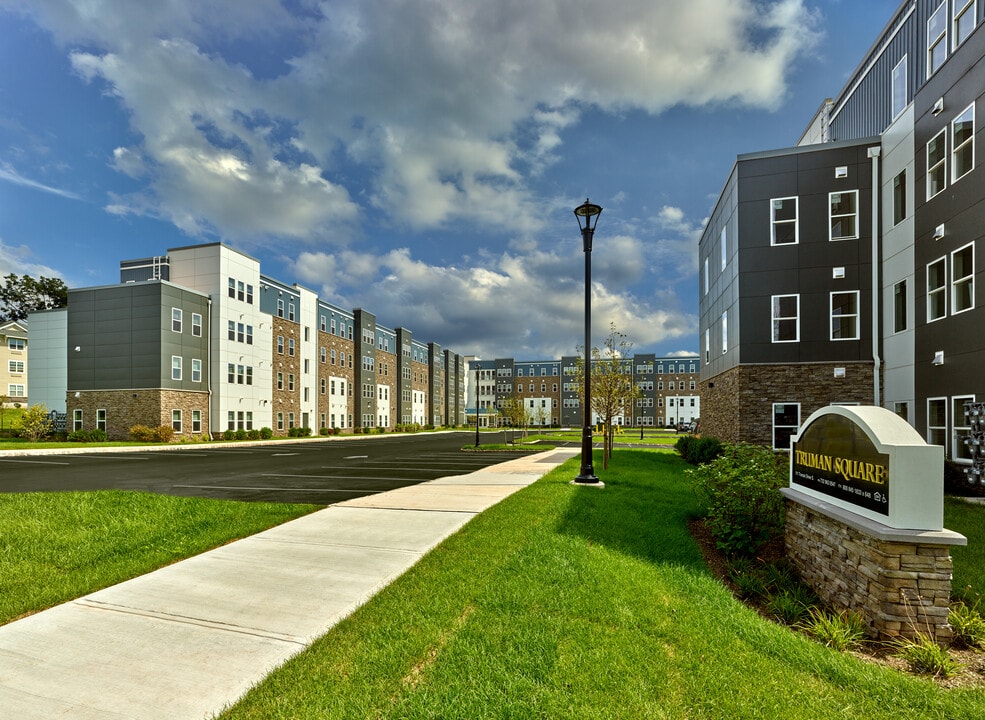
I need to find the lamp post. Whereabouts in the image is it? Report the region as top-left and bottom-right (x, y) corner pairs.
(474, 367), (481, 449)
(573, 199), (602, 485)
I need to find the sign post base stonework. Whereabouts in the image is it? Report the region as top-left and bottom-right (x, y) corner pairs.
(781, 406), (966, 643)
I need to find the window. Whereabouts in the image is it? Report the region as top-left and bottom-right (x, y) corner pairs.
(246, 284), (253, 304)
(228, 321), (236, 341)
(721, 311), (728, 354)
(288, 302), (296, 322)
(720, 227), (727, 271)
(927, 129), (947, 199)
(73, 408), (83, 431)
(246, 325), (253, 345)
(928, 2), (948, 76)
(288, 374), (295, 391)
(192, 313), (202, 337)
(288, 338), (295, 356)
(927, 397), (947, 447)
(94, 409), (106, 432)
(771, 294), (800, 342)
(893, 170), (906, 226)
(172, 409), (182, 433)
(952, 243), (975, 314)
(773, 403), (800, 451)
(277, 372), (283, 390)
(171, 308), (182, 333)
(277, 299), (284, 318)
(704, 328), (710, 363)
(277, 412), (284, 431)
(927, 257), (947, 321)
(171, 355), (182, 381)
(952, 103), (974, 183)
(830, 291), (860, 340)
(954, 0), (976, 48)
(228, 277), (236, 298)
(277, 335), (284, 354)
(894, 401), (909, 422)
(703, 257), (709, 296)
(893, 280), (907, 333)
(829, 190), (858, 240)
(192, 410), (202, 433)
(954, 395), (976, 462)
(8, 360), (24, 374)
(7, 338), (25, 351)
(192, 358), (202, 383)
(770, 197), (798, 245)
(7, 383), (25, 397)
(892, 55), (908, 119)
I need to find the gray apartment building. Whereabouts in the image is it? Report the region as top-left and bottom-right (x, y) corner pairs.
(30, 242), (467, 439)
(698, 0), (985, 464)
(468, 355), (700, 429)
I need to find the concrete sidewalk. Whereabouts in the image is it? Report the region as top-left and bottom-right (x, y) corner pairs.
(0, 447), (578, 720)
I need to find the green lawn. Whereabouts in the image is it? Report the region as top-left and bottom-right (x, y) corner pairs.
(217, 451), (985, 720)
(0, 490), (317, 624)
(945, 495), (985, 604)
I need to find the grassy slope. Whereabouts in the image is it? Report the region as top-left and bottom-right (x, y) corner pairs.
(0, 490), (317, 624)
(221, 451), (985, 720)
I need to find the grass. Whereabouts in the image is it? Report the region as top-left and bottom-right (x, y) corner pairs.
(215, 450), (985, 719)
(944, 496), (985, 604)
(0, 490), (317, 624)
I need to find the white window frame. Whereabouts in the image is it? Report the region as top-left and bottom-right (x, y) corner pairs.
(927, 256), (948, 322)
(191, 312), (202, 337)
(953, 0), (977, 49)
(927, 396), (948, 447)
(771, 294), (800, 343)
(770, 197), (799, 246)
(191, 358), (202, 383)
(953, 394), (976, 463)
(891, 54), (908, 120)
(192, 410), (202, 433)
(96, 409), (106, 432)
(8, 338), (25, 351)
(73, 408), (83, 432)
(8, 360), (24, 374)
(171, 355), (182, 381)
(171, 307), (182, 333)
(721, 311), (728, 354)
(951, 242), (975, 315)
(704, 328), (710, 363)
(928, 1), (948, 77)
(829, 190), (859, 241)
(772, 403), (800, 452)
(830, 291), (860, 341)
(951, 103), (975, 184)
(927, 129), (947, 199)
(703, 257), (709, 296)
(172, 409), (182, 433)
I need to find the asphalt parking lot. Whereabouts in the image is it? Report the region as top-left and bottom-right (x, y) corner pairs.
(0, 432), (530, 504)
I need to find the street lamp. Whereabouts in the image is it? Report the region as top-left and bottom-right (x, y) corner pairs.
(474, 365), (481, 449)
(573, 199), (603, 486)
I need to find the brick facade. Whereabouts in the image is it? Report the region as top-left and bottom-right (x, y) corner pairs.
(785, 498), (956, 643)
(699, 362), (876, 446)
(67, 389), (209, 440)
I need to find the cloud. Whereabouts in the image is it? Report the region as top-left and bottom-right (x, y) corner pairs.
(0, 161), (81, 200)
(12, 0), (821, 243)
(292, 240), (696, 359)
(0, 239), (65, 281)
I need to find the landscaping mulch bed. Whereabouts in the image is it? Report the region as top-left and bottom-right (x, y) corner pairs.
(688, 518), (985, 689)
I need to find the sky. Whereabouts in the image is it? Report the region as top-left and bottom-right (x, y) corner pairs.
(0, 0), (903, 361)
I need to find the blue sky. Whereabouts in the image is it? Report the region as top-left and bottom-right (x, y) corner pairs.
(1, 0), (901, 360)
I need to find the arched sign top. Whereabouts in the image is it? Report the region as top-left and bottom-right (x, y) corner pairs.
(789, 405), (944, 531)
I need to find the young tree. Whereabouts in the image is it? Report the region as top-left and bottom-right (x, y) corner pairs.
(499, 392), (529, 440)
(574, 323), (641, 469)
(19, 403), (54, 442)
(0, 273), (68, 322)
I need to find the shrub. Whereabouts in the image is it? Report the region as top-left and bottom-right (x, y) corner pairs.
(799, 608), (867, 651)
(67, 428), (108, 443)
(129, 425), (155, 442)
(949, 601), (985, 649)
(152, 425), (174, 443)
(319, 427), (331, 436)
(767, 590), (812, 626)
(222, 429), (236, 441)
(675, 435), (723, 465)
(247, 429), (261, 440)
(259, 427), (273, 439)
(19, 404), (54, 442)
(891, 634), (961, 677)
(688, 443), (787, 556)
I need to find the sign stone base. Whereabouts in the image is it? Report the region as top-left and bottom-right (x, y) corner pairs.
(782, 488), (966, 643)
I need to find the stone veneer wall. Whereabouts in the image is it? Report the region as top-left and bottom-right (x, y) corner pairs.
(785, 498), (955, 643)
(699, 362), (876, 445)
(67, 389), (209, 441)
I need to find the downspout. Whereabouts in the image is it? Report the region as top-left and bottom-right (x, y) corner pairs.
(867, 146), (882, 407)
(206, 296), (213, 439)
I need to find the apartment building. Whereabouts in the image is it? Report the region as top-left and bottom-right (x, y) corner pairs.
(30, 243), (467, 439)
(1, 320), (29, 406)
(698, 0), (985, 459)
(468, 355), (700, 429)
